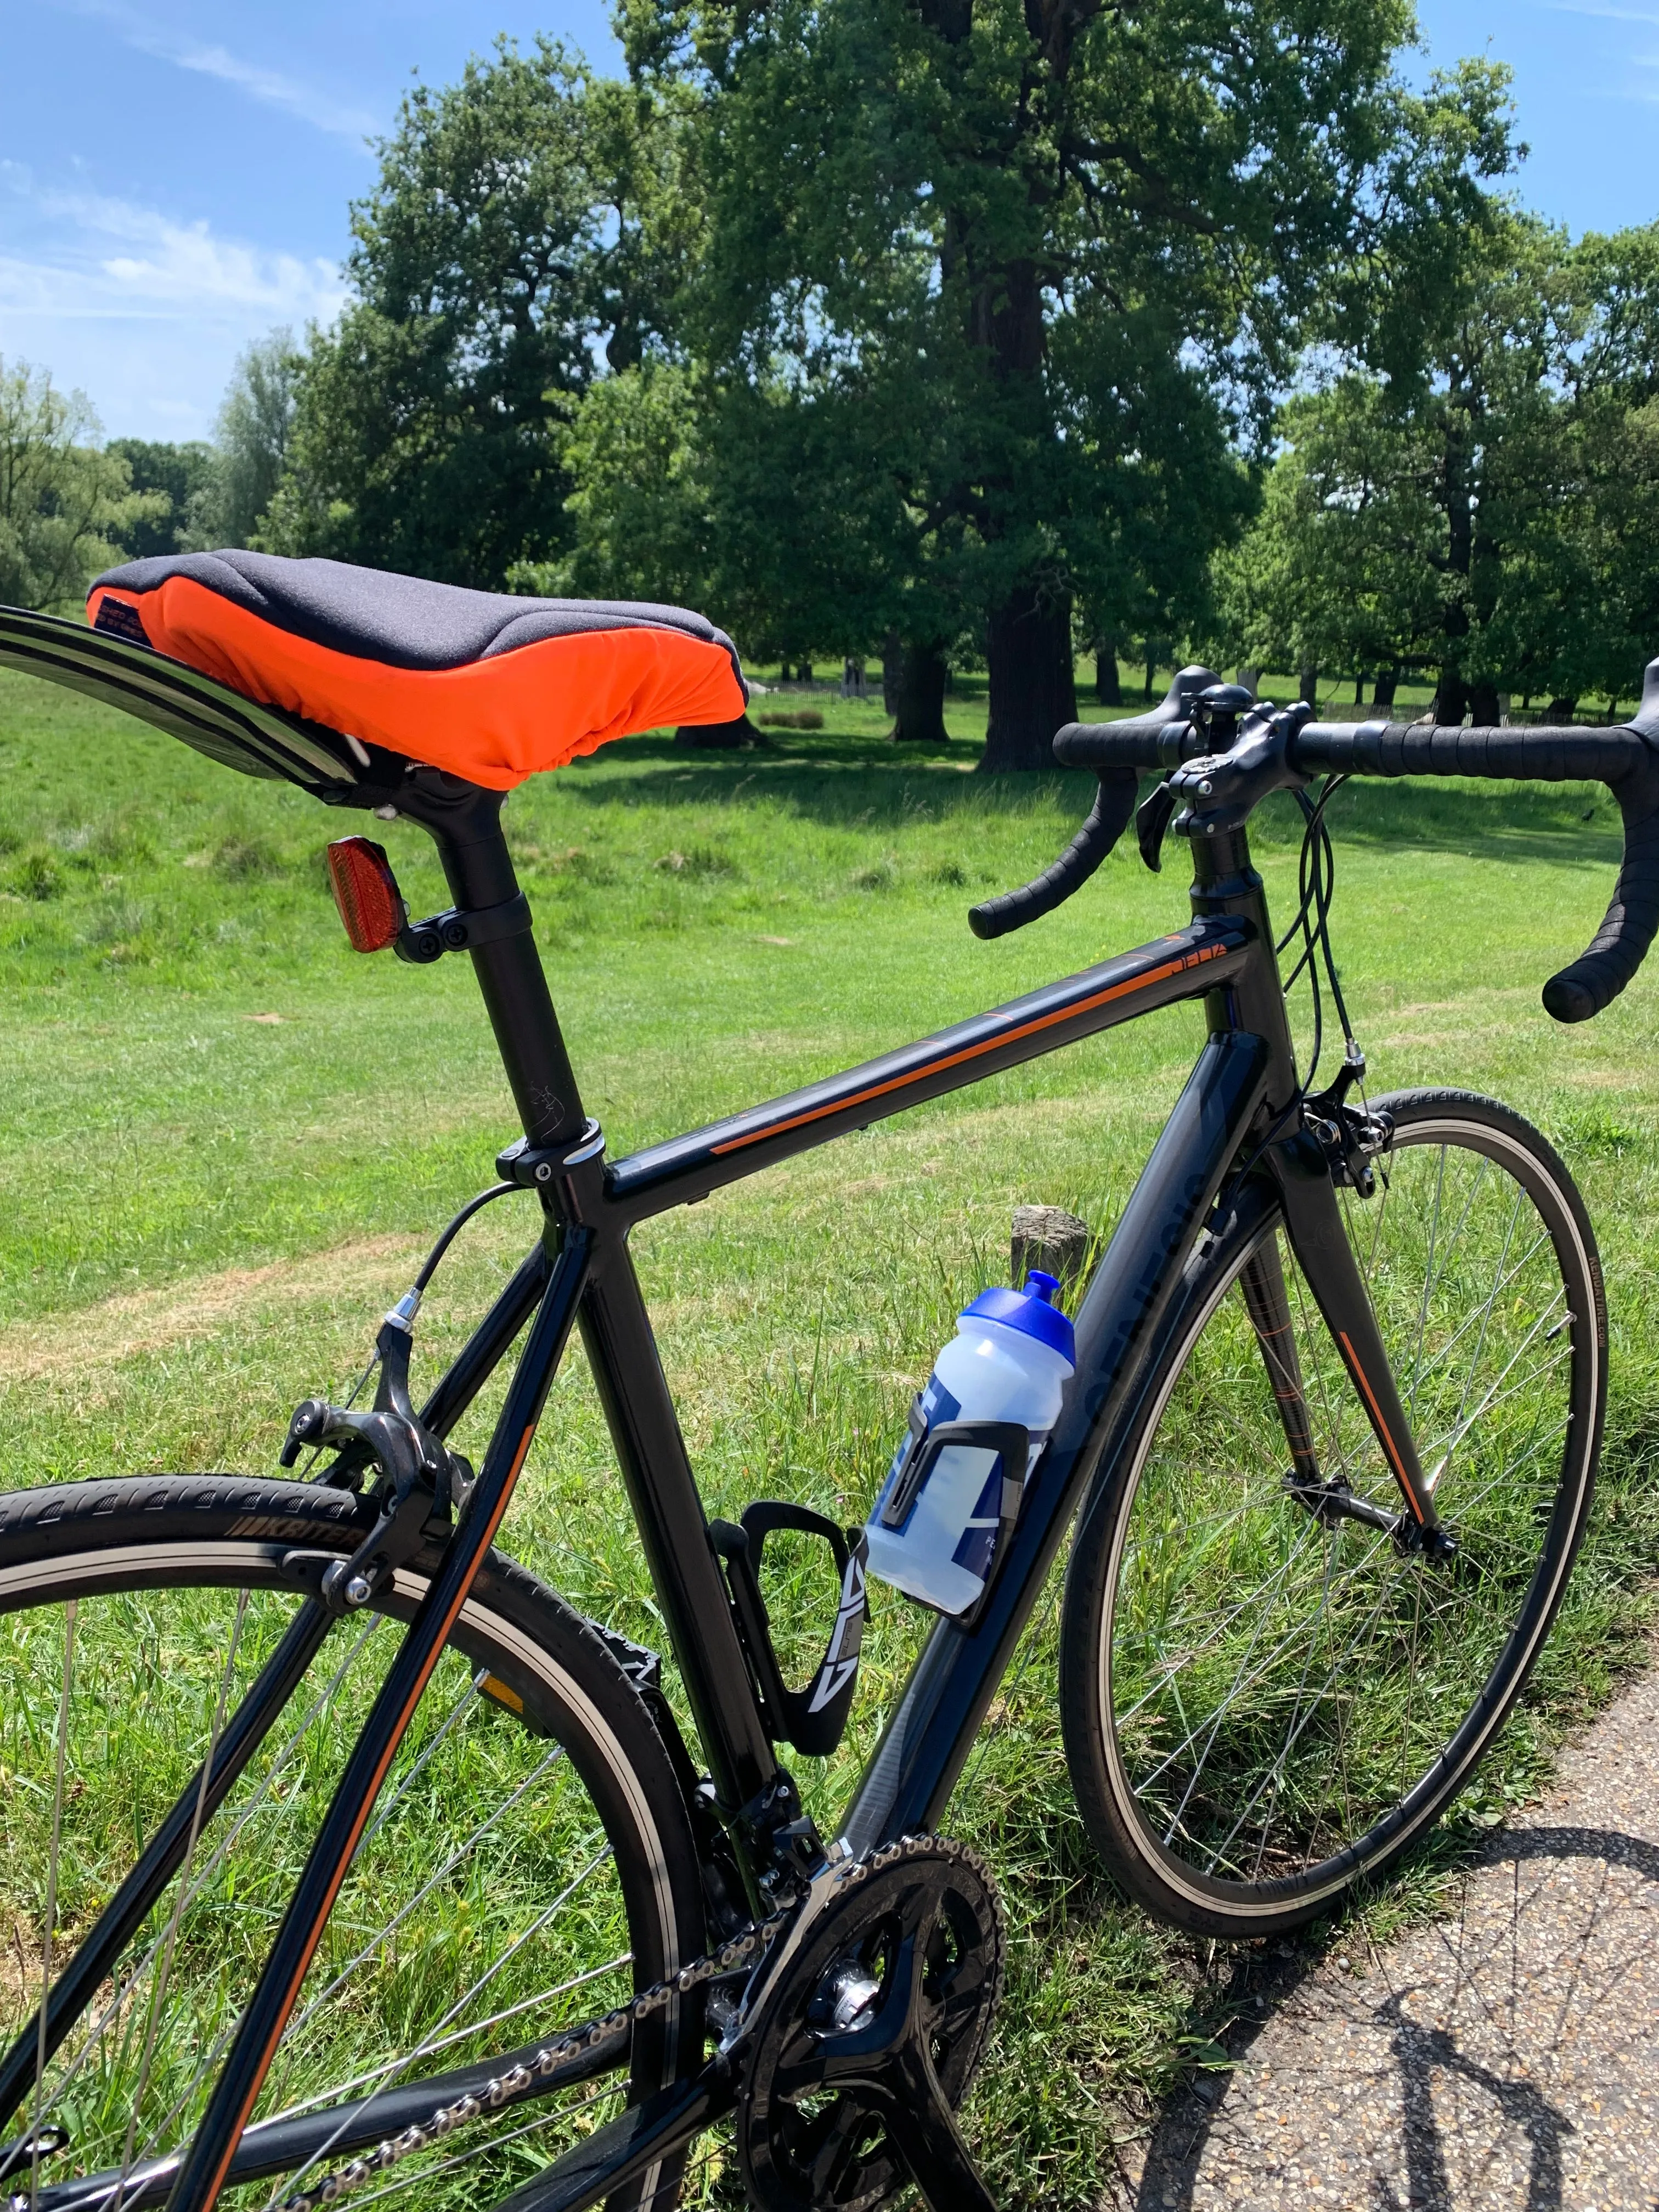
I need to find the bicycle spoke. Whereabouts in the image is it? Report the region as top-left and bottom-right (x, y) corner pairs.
(1106, 1108), (1592, 1911)
(31, 1599), (77, 2212)
(113, 1591), (251, 2212)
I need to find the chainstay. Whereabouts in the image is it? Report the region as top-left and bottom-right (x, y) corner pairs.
(272, 1905), (795, 2212)
(273, 1835), (976, 2212)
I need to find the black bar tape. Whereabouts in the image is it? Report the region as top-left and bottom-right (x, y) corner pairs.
(1292, 714), (1659, 1024)
(1292, 721), (1645, 783)
(968, 771), (1138, 940)
(1543, 785), (1659, 1021)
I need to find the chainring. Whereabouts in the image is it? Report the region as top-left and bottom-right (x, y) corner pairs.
(737, 1836), (1005, 2212)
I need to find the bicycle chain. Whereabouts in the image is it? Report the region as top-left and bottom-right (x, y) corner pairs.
(273, 1904), (794, 2212)
(274, 1837), (947, 2212)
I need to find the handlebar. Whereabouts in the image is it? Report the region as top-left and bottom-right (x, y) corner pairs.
(967, 666), (1218, 941)
(970, 659), (1659, 1024)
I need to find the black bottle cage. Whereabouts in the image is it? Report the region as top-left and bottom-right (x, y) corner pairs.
(710, 1503), (868, 1758)
(881, 1405), (1032, 1631)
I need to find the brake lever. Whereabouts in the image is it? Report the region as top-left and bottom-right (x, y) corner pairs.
(1135, 779), (1180, 872)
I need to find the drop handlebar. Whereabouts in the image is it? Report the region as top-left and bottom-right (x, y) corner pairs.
(970, 661), (1659, 1025)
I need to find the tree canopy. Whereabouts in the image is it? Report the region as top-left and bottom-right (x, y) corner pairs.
(38, 10), (1659, 751)
(1215, 212), (1659, 716)
(0, 359), (162, 612)
(263, 41), (672, 586)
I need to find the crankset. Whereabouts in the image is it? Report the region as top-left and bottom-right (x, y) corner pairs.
(737, 1835), (1006, 2212)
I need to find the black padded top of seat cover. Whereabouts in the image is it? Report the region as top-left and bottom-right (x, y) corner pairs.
(94, 551), (741, 678)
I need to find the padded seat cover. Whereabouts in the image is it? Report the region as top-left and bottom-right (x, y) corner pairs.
(86, 551), (747, 790)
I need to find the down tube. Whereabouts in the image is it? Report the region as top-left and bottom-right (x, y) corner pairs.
(839, 1028), (1269, 1854)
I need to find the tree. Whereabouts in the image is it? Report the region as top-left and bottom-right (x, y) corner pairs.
(265, 41), (633, 586)
(185, 330), (303, 549)
(521, 359), (715, 606)
(0, 358), (163, 611)
(648, 0), (1505, 766)
(106, 438), (216, 560)
(1213, 213), (1659, 719)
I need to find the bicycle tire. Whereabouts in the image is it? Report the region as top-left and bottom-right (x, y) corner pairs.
(0, 1474), (707, 2212)
(1059, 1088), (1605, 1937)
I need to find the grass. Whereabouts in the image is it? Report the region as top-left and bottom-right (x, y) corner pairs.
(2, 664), (1658, 2204)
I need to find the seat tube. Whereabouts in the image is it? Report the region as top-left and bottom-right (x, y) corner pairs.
(399, 772), (587, 1147)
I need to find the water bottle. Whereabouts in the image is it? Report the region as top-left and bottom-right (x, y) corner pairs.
(865, 1271), (1076, 1616)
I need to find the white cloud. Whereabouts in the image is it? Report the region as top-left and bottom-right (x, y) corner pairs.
(0, 166), (346, 436)
(1545, 2), (1659, 21)
(2, 178), (346, 323)
(52, 0), (379, 144)
(40, 189), (345, 316)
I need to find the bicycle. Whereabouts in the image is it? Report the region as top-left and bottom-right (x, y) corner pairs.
(2, 549), (1657, 2212)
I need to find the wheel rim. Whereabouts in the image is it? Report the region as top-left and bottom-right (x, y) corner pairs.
(0, 1551), (679, 2212)
(1101, 1111), (1596, 1911)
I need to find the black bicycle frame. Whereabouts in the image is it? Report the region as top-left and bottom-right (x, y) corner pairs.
(116, 778), (1436, 2212)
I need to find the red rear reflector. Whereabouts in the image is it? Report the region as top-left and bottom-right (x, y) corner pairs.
(326, 837), (407, 952)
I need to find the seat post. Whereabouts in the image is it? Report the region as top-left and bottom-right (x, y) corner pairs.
(397, 771), (588, 1150)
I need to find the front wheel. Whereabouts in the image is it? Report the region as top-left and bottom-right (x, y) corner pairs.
(1059, 1089), (1605, 1937)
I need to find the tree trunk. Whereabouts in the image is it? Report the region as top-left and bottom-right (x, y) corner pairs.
(675, 714), (764, 748)
(1468, 680), (1501, 727)
(1433, 669), (1469, 726)
(1298, 666), (1319, 706)
(1143, 647), (1158, 702)
(1373, 670), (1398, 710)
(1547, 696), (1577, 721)
(1353, 675), (1366, 706)
(1094, 640), (1121, 706)
(890, 643), (950, 743)
(981, 587), (1078, 772)
(882, 631), (902, 716)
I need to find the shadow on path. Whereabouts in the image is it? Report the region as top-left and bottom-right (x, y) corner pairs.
(1122, 1823), (1659, 2212)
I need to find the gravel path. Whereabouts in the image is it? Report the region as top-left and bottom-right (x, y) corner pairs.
(1114, 1655), (1659, 2210)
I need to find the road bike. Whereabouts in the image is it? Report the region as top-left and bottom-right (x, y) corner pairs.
(2, 550), (1656, 2212)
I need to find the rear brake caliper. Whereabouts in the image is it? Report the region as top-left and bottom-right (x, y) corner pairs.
(279, 1300), (471, 1613)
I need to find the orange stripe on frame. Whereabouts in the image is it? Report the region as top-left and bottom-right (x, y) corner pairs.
(1337, 1330), (1424, 1522)
(202, 1420), (541, 2203)
(710, 941), (1231, 1157)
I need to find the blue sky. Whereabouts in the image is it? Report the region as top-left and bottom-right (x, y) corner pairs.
(3, 1), (1657, 443)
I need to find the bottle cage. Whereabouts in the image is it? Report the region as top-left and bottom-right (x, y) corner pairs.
(710, 1503), (868, 1757)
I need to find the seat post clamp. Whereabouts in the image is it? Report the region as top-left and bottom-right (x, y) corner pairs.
(396, 890), (533, 966)
(496, 1119), (605, 1189)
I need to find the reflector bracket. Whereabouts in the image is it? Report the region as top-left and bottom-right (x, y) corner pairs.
(326, 837), (407, 952)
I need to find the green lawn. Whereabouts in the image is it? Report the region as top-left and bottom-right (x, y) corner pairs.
(3, 665), (1657, 2202)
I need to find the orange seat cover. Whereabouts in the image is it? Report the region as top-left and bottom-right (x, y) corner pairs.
(86, 557), (747, 792)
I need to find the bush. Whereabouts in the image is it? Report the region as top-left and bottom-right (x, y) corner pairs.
(213, 834), (278, 880)
(654, 845), (740, 879)
(14, 849), (63, 901)
(757, 708), (825, 730)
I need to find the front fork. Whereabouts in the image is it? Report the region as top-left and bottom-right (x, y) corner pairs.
(1245, 1135), (1447, 1550)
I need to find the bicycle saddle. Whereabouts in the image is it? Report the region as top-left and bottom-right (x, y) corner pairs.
(82, 550), (747, 790)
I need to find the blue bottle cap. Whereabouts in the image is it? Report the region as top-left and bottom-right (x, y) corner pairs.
(960, 1270), (1075, 1364)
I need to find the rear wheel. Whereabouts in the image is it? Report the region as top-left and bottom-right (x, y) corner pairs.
(1060, 1090), (1604, 1936)
(0, 1475), (706, 2212)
